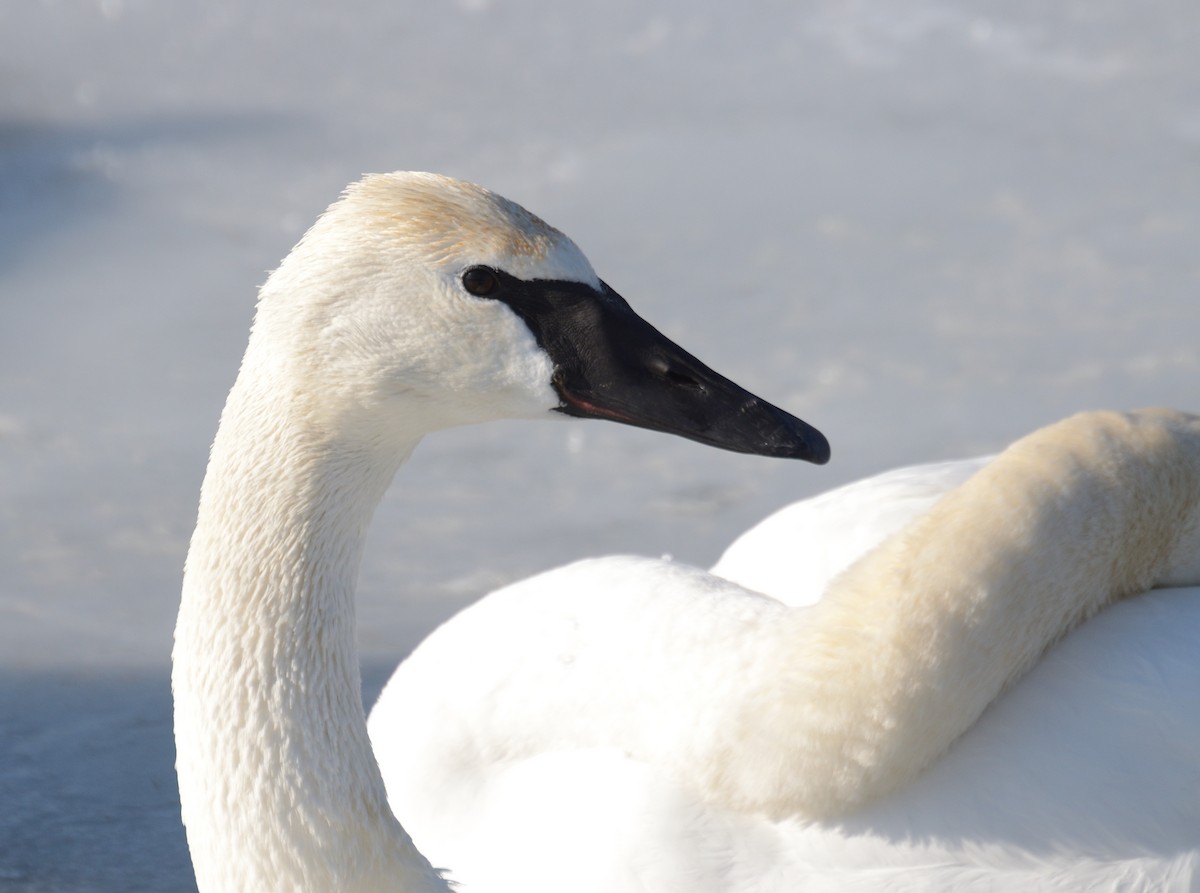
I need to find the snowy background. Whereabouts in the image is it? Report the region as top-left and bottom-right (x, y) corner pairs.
(2, 1), (1198, 889)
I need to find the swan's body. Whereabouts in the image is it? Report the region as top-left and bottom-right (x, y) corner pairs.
(176, 171), (1200, 893)
(371, 420), (1200, 891)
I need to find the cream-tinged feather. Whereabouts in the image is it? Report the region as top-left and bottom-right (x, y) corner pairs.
(702, 409), (1200, 818)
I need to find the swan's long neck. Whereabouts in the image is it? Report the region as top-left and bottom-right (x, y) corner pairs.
(173, 358), (447, 893)
(707, 409), (1200, 819)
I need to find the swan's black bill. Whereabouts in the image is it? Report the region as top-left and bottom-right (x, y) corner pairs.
(482, 270), (830, 464)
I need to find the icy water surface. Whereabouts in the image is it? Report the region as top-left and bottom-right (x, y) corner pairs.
(2, 1), (1199, 888)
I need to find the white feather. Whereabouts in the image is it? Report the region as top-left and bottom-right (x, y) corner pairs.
(175, 172), (1200, 893)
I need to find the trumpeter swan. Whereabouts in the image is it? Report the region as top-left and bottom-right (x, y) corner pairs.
(173, 171), (827, 892)
(176, 171), (1200, 893)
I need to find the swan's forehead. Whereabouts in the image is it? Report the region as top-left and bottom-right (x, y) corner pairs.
(345, 172), (599, 286)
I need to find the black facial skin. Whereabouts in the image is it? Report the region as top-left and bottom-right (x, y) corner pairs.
(463, 266), (831, 465)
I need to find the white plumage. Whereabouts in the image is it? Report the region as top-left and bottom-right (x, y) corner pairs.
(372, 433), (1200, 891)
(175, 171), (1200, 893)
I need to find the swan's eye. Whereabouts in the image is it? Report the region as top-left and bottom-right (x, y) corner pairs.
(462, 266), (500, 298)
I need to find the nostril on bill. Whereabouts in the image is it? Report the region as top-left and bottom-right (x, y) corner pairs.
(650, 359), (705, 393)
(666, 369), (704, 391)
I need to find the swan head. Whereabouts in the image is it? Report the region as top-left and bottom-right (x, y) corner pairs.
(248, 171), (829, 462)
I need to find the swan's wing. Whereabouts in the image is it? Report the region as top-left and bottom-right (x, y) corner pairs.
(370, 549), (1200, 891)
(712, 457), (992, 605)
